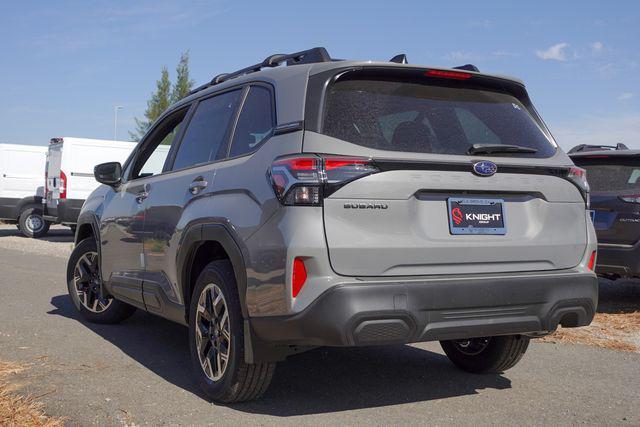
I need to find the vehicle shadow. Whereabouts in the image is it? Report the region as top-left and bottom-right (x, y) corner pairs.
(597, 278), (640, 314)
(48, 294), (512, 415)
(0, 227), (74, 243)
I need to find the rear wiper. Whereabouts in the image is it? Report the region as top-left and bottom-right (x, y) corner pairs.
(467, 144), (538, 155)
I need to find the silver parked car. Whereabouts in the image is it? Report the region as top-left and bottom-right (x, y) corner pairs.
(67, 47), (598, 402)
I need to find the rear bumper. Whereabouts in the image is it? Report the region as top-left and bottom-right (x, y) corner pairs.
(44, 198), (84, 224)
(250, 270), (598, 347)
(596, 243), (640, 278)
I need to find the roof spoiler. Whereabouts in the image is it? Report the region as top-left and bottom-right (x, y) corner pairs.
(387, 55), (481, 73)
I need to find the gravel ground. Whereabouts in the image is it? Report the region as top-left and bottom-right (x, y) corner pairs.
(0, 224), (638, 425)
(0, 225), (73, 259)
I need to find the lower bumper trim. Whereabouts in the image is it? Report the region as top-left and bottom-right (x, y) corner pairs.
(250, 271), (598, 347)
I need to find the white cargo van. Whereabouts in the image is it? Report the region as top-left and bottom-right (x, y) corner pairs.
(0, 143), (48, 237)
(44, 137), (137, 229)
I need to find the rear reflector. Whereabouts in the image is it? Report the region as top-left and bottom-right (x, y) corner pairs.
(587, 251), (597, 271)
(292, 258), (307, 297)
(425, 69), (472, 80)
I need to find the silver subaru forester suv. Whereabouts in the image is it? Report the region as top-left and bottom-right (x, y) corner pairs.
(68, 47), (598, 402)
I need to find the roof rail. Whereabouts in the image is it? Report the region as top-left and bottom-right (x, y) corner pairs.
(568, 143), (630, 154)
(189, 47), (332, 96)
(453, 64), (480, 72)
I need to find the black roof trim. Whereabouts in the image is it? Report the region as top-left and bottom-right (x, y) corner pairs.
(189, 47), (332, 96)
(568, 143), (629, 154)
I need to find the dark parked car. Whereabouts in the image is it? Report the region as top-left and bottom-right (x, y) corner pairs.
(569, 144), (640, 279)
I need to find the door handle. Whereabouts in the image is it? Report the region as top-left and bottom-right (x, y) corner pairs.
(189, 177), (208, 195)
(135, 191), (149, 203)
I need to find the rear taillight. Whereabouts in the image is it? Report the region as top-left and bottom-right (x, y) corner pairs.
(587, 251), (597, 271)
(59, 170), (67, 199)
(270, 155), (379, 206)
(619, 194), (640, 204)
(292, 257), (307, 297)
(565, 166), (590, 208)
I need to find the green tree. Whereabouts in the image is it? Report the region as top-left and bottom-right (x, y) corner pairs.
(171, 51), (194, 104)
(129, 51), (195, 141)
(129, 66), (171, 141)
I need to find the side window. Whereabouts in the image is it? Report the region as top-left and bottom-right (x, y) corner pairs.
(172, 90), (242, 171)
(130, 108), (188, 180)
(455, 108), (501, 145)
(377, 111), (418, 144)
(228, 86), (275, 158)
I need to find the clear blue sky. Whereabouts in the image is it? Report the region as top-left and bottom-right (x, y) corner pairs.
(1, 0), (638, 149)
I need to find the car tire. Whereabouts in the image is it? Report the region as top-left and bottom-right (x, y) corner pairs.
(18, 207), (50, 238)
(67, 238), (136, 324)
(189, 260), (275, 403)
(440, 335), (530, 374)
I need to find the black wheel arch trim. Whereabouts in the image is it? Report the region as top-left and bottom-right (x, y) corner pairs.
(177, 219), (250, 323)
(175, 220), (285, 364)
(75, 211), (101, 245)
(14, 195), (44, 218)
(74, 211), (104, 292)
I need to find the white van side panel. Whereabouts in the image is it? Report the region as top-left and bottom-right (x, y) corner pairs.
(61, 139), (137, 200)
(47, 138), (136, 202)
(0, 144), (47, 199)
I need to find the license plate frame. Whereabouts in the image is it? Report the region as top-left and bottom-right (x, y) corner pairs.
(447, 198), (506, 235)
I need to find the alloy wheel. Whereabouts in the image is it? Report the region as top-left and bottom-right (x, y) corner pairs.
(25, 214), (44, 233)
(195, 283), (231, 381)
(73, 251), (112, 313)
(452, 337), (491, 355)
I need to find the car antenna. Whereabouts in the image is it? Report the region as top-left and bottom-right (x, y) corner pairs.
(389, 54), (408, 64)
(453, 64), (480, 72)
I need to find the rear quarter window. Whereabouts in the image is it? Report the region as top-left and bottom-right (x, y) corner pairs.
(229, 86), (275, 158)
(321, 77), (557, 158)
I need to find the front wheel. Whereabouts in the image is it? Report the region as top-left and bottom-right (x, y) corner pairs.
(18, 207), (50, 238)
(67, 238), (136, 324)
(189, 260), (275, 403)
(440, 335), (530, 374)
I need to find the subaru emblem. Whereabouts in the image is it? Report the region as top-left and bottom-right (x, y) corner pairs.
(473, 161), (498, 177)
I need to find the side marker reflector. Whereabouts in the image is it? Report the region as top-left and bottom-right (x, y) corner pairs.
(292, 257), (307, 297)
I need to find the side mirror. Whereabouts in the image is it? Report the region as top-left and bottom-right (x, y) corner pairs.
(94, 162), (122, 186)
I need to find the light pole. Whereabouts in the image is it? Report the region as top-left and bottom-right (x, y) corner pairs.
(113, 105), (124, 140)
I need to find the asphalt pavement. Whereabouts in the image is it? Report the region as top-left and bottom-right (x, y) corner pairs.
(0, 225), (638, 425)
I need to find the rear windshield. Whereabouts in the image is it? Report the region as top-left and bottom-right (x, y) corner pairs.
(574, 161), (640, 192)
(322, 77), (557, 158)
